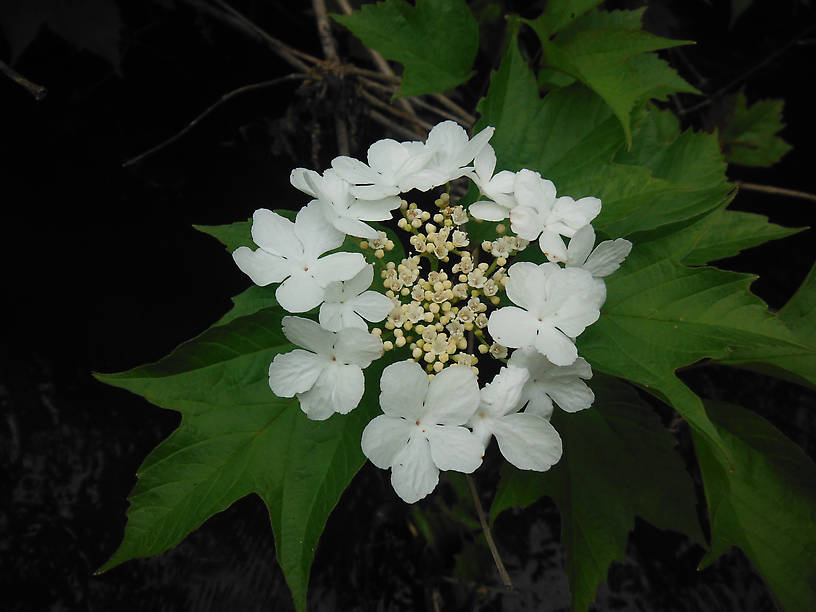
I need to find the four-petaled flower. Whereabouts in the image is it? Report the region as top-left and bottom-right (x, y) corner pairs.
(488, 261), (605, 366)
(468, 366), (563, 471)
(467, 144), (517, 221)
(361, 360), (484, 503)
(269, 316), (383, 420)
(509, 169), (601, 263)
(233, 203), (367, 312)
(319, 264), (395, 331)
(508, 347), (594, 419)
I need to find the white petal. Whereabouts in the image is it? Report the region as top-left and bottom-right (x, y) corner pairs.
(232, 246), (293, 286)
(250, 208), (302, 257)
(473, 144), (497, 182)
(367, 138), (410, 177)
(350, 184), (400, 200)
(295, 201), (345, 258)
(290, 168), (319, 197)
(281, 316), (334, 354)
(509, 205), (542, 240)
(333, 327), (383, 367)
(276, 273), (326, 312)
(318, 301), (347, 332)
(469, 201), (508, 222)
(522, 386), (554, 419)
(331, 215), (380, 239)
(310, 252), (367, 285)
(584, 238), (633, 278)
(490, 170), (516, 194)
(545, 377), (595, 413)
(455, 125), (494, 168)
(348, 199), (400, 221)
(574, 196), (602, 224)
(426, 121), (468, 159)
(423, 365), (480, 425)
(350, 291), (394, 323)
(380, 360), (429, 420)
(299, 362), (364, 418)
(492, 413), (562, 471)
(505, 262), (548, 311)
(341, 264), (376, 302)
(479, 366), (530, 418)
(390, 435), (439, 503)
(331, 156), (379, 185)
(487, 307), (540, 349)
(534, 326), (578, 366)
(427, 425), (483, 473)
(361, 415), (414, 469)
(567, 224), (596, 266)
(539, 230), (568, 263)
(514, 169), (555, 210)
(267, 349), (326, 397)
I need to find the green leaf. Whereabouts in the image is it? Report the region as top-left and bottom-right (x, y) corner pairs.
(693, 400), (816, 611)
(526, 8), (698, 146)
(526, 0), (604, 39)
(476, 33), (729, 238)
(716, 261), (816, 389)
(95, 306), (393, 612)
(719, 92), (792, 167)
(680, 208), (804, 266)
(491, 375), (703, 611)
(333, 0), (478, 96)
(195, 220), (253, 252)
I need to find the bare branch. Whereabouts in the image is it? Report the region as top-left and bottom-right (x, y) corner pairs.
(359, 87), (433, 132)
(122, 74), (307, 167)
(312, 0), (340, 62)
(369, 110), (422, 140)
(466, 475), (514, 591)
(0, 59), (47, 100)
(736, 181), (816, 203)
(432, 93), (475, 126)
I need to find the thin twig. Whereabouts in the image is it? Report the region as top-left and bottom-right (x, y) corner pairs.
(432, 93), (475, 126)
(680, 26), (813, 116)
(0, 59), (47, 100)
(369, 110), (422, 140)
(466, 475), (514, 590)
(408, 95), (471, 124)
(359, 88), (433, 132)
(311, 0), (349, 155)
(736, 181), (816, 203)
(122, 73), (306, 167)
(335, 0), (422, 134)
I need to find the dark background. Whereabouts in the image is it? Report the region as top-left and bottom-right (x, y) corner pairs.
(2, 1), (814, 610)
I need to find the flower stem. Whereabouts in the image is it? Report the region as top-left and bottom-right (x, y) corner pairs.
(466, 475), (514, 590)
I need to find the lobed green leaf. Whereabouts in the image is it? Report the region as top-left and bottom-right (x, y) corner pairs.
(719, 92), (792, 167)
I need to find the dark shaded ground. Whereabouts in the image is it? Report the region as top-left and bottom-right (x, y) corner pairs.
(2, 1), (814, 610)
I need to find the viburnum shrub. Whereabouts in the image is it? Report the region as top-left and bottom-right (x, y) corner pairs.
(96, 2), (816, 611)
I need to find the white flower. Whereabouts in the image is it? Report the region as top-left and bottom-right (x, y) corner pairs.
(487, 262), (605, 366)
(330, 138), (434, 199)
(509, 169), (601, 262)
(509, 347), (594, 419)
(232, 203), (366, 313)
(269, 316), (383, 420)
(467, 145), (517, 221)
(361, 360), (484, 503)
(413, 121), (495, 187)
(468, 366), (562, 471)
(290, 167), (399, 239)
(319, 265), (395, 331)
(565, 225), (633, 278)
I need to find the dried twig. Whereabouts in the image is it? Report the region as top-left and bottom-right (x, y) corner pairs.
(736, 181), (816, 203)
(359, 88), (433, 132)
(432, 93), (475, 127)
(0, 59), (47, 100)
(369, 110), (422, 140)
(311, 0), (349, 155)
(466, 475), (514, 590)
(122, 73), (307, 167)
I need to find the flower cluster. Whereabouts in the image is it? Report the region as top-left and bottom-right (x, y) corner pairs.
(233, 121), (632, 503)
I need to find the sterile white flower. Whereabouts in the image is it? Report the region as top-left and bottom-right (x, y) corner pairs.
(319, 264), (395, 331)
(565, 224), (633, 278)
(508, 347), (594, 419)
(509, 169), (601, 262)
(268, 316), (383, 420)
(487, 261), (605, 366)
(290, 167), (400, 239)
(468, 366), (562, 471)
(232, 203), (366, 313)
(361, 360), (484, 503)
(412, 121), (495, 187)
(467, 145), (517, 221)
(331, 138), (434, 199)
